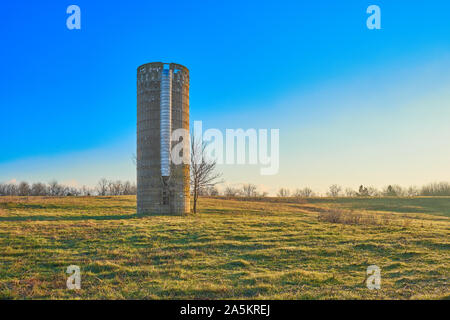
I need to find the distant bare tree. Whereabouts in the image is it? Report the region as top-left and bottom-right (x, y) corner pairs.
(277, 188), (290, 197)
(0, 184), (6, 196)
(293, 187), (314, 198)
(367, 186), (380, 197)
(60, 185), (70, 196)
(407, 186), (420, 197)
(242, 184), (258, 197)
(122, 181), (132, 195)
(31, 182), (47, 196)
(345, 188), (357, 197)
(327, 184), (342, 197)
(421, 182), (450, 196)
(207, 186), (219, 196)
(112, 180), (124, 195)
(81, 185), (92, 196)
(382, 185), (405, 197)
(356, 185), (379, 197)
(66, 187), (80, 196)
(18, 182), (31, 196)
(97, 178), (109, 196)
(224, 187), (240, 197)
(293, 189), (301, 198)
(5, 184), (18, 196)
(107, 180), (114, 195)
(48, 180), (62, 196)
(198, 186), (220, 196)
(191, 136), (222, 213)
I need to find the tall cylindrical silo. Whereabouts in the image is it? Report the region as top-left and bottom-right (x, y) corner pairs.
(136, 62), (190, 215)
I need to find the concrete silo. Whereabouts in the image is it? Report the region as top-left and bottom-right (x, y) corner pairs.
(136, 62), (190, 215)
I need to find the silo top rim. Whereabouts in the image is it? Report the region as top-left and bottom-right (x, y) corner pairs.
(137, 62), (189, 73)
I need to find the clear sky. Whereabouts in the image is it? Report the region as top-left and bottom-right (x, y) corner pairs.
(1, 0), (449, 194)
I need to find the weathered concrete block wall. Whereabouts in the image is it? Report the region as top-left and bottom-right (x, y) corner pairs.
(137, 62), (190, 215)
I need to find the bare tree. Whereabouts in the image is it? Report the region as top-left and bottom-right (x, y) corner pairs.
(367, 186), (380, 197)
(48, 180), (62, 196)
(355, 185), (379, 197)
(5, 184), (18, 196)
(293, 187), (314, 198)
(112, 180), (123, 195)
(18, 181), (31, 196)
(191, 136), (222, 213)
(293, 189), (302, 197)
(327, 184), (342, 197)
(345, 188), (357, 197)
(122, 181), (132, 195)
(277, 188), (290, 197)
(97, 178), (109, 196)
(66, 187), (80, 196)
(382, 185), (405, 197)
(60, 185), (70, 196)
(0, 184), (6, 196)
(407, 186), (420, 197)
(107, 180), (114, 195)
(81, 185), (92, 196)
(242, 184), (258, 197)
(207, 186), (219, 196)
(224, 187), (240, 197)
(31, 182), (47, 196)
(198, 186), (219, 196)
(421, 182), (450, 196)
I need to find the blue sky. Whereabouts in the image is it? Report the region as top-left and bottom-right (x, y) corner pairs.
(1, 1), (449, 193)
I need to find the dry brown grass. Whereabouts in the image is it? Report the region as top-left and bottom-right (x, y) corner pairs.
(318, 208), (413, 227)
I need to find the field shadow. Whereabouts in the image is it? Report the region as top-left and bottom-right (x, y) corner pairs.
(0, 213), (137, 222)
(200, 208), (235, 215)
(307, 197), (450, 217)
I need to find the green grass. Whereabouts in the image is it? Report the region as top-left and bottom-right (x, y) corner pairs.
(307, 197), (450, 217)
(0, 196), (448, 299)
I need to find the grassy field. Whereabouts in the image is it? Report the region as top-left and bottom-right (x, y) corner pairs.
(0, 195), (448, 299)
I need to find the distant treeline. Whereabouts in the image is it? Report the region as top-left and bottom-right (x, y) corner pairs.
(204, 182), (450, 198)
(1, 180), (449, 198)
(0, 179), (136, 196)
